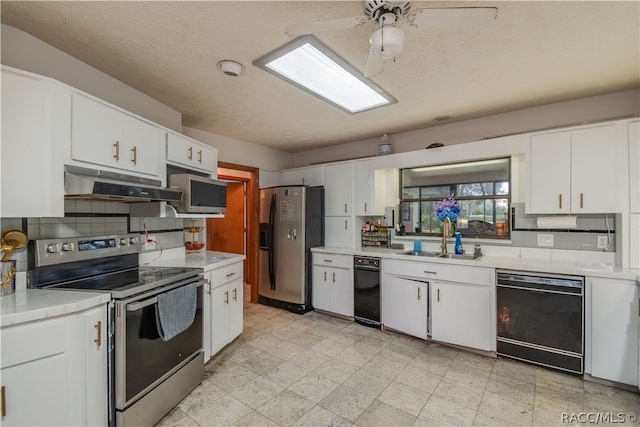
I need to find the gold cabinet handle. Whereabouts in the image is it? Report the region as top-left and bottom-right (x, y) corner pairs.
(224, 290), (229, 304)
(559, 194), (562, 209)
(344, 203), (347, 214)
(94, 320), (102, 348)
(226, 272), (236, 278)
(188, 146), (193, 160)
(198, 150), (202, 163)
(344, 220), (348, 230)
(437, 288), (440, 302)
(423, 271), (437, 275)
(1, 385), (6, 417)
(332, 272), (336, 283)
(323, 259), (333, 263)
(131, 146), (137, 165)
(580, 193), (584, 209)
(233, 288), (237, 301)
(364, 202), (367, 213)
(113, 141), (120, 161)
(207, 279), (212, 295)
(324, 271), (327, 282)
(417, 287), (421, 300)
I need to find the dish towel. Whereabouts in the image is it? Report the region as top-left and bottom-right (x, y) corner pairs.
(155, 282), (197, 341)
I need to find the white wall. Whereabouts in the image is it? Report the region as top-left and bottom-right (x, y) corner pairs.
(183, 126), (292, 172)
(1, 24), (182, 131)
(292, 89), (640, 167)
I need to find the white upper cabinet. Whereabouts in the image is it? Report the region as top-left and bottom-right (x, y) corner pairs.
(354, 160), (398, 216)
(71, 93), (165, 178)
(1, 68), (68, 217)
(280, 165), (325, 187)
(528, 123), (625, 214)
(324, 162), (354, 216)
(167, 132), (218, 176)
(629, 120), (640, 213)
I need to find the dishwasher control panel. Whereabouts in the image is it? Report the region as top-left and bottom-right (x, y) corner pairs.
(353, 256), (380, 270)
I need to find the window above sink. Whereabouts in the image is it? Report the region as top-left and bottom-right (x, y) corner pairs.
(400, 157), (511, 240)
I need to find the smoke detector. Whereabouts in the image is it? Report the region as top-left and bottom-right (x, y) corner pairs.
(217, 60), (245, 77)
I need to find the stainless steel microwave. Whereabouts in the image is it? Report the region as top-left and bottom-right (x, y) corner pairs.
(168, 174), (227, 214)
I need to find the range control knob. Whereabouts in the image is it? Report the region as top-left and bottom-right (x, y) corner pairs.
(120, 238), (129, 246)
(46, 243), (60, 253)
(129, 237), (139, 245)
(61, 243), (73, 252)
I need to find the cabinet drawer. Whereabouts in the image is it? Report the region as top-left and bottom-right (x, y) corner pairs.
(313, 253), (351, 269)
(1, 317), (67, 369)
(383, 259), (492, 286)
(209, 261), (243, 289)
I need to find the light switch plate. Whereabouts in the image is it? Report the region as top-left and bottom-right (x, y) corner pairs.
(537, 233), (554, 247)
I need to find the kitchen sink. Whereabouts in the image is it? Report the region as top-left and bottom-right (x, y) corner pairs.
(402, 251), (442, 257)
(401, 251), (481, 260)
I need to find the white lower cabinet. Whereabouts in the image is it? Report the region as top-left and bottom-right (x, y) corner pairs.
(382, 274), (428, 339)
(430, 281), (492, 351)
(588, 277), (639, 386)
(204, 261), (244, 360)
(312, 254), (353, 317)
(0, 304), (107, 426)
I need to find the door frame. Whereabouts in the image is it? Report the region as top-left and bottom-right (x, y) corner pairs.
(215, 161), (260, 304)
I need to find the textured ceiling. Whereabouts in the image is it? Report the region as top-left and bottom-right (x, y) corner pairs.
(2, 1), (639, 153)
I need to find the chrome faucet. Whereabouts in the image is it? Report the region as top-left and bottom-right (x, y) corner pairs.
(441, 217), (451, 254)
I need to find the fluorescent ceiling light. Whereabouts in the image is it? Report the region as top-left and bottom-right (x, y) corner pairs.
(253, 35), (396, 114)
(411, 159), (508, 173)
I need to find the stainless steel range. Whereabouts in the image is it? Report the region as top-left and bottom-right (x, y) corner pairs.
(29, 234), (206, 427)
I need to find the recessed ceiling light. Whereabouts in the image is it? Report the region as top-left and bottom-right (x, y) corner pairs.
(217, 60), (245, 77)
(253, 35), (396, 114)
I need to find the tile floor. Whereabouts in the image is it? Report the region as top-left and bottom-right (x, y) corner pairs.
(158, 286), (640, 426)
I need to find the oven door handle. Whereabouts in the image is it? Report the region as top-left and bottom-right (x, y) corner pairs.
(126, 297), (158, 311)
(124, 278), (207, 311)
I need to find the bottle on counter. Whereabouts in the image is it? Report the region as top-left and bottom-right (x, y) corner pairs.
(454, 232), (464, 255)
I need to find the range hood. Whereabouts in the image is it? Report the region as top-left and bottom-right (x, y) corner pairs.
(64, 166), (182, 202)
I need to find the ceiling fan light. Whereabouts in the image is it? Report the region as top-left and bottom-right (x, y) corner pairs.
(370, 25), (405, 59)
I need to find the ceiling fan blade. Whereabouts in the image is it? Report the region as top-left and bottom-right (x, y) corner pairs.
(407, 7), (498, 28)
(285, 15), (370, 37)
(364, 53), (386, 78)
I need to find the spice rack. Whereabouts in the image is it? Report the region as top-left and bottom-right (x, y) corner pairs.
(361, 229), (391, 248)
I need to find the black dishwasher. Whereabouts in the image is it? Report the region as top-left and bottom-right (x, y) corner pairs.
(353, 256), (381, 328)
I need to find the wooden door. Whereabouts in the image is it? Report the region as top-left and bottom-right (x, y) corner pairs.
(208, 182), (246, 276)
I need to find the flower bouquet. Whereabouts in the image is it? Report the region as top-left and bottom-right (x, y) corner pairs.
(435, 197), (460, 237)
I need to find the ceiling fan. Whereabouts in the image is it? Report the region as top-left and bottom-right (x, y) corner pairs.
(286, 0), (498, 78)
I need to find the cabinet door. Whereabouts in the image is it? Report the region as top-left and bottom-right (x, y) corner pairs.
(210, 285), (230, 356)
(228, 278), (244, 342)
(312, 267), (332, 312)
(197, 145), (218, 175)
(122, 114), (164, 177)
(590, 278), (639, 386)
(80, 305), (108, 427)
(167, 132), (194, 167)
(382, 275), (427, 339)
(325, 163), (353, 216)
(571, 125), (617, 213)
(354, 160), (374, 216)
(167, 133), (218, 175)
(325, 217), (354, 248)
(431, 281), (491, 351)
(529, 131), (571, 213)
(71, 94), (123, 169)
(330, 267), (353, 317)
(1, 355), (69, 425)
(630, 121), (640, 213)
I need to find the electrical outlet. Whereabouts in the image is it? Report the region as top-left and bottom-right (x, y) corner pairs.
(143, 235), (157, 250)
(597, 235), (608, 249)
(537, 233), (554, 247)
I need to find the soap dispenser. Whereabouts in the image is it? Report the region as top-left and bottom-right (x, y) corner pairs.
(454, 232), (464, 255)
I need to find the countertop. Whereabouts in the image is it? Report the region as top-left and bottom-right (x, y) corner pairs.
(312, 246), (640, 282)
(1, 289), (111, 327)
(141, 248), (245, 271)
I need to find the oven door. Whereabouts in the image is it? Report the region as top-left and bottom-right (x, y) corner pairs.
(114, 277), (205, 410)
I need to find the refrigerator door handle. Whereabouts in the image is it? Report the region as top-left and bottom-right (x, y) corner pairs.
(268, 193), (276, 290)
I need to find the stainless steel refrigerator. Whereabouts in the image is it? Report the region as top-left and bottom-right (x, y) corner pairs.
(258, 186), (324, 314)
